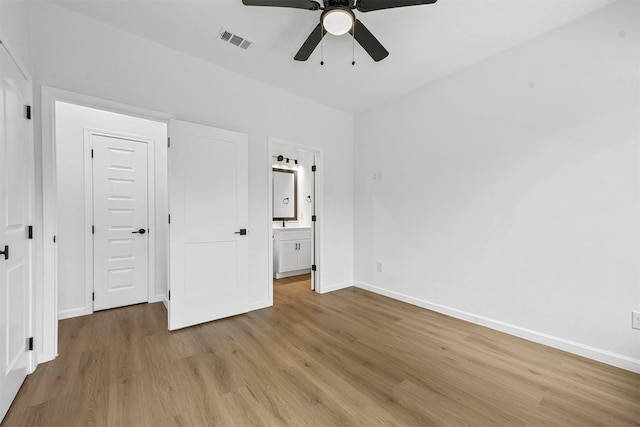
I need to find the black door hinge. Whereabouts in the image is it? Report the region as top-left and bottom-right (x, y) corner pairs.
(168, 214), (171, 224)
(312, 265), (317, 271)
(92, 292), (95, 301)
(91, 149), (94, 158)
(168, 290), (171, 301)
(53, 235), (56, 243)
(28, 225), (33, 239)
(312, 215), (316, 222)
(312, 165), (317, 172)
(25, 105), (31, 120)
(168, 137), (171, 148)
(92, 225), (95, 234)
(27, 337), (33, 351)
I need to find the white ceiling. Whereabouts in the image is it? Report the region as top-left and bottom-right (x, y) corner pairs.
(51, 0), (614, 113)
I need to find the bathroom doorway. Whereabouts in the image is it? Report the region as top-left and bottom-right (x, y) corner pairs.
(268, 138), (321, 295)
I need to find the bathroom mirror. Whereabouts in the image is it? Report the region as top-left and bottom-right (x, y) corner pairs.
(273, 168), (297, 221)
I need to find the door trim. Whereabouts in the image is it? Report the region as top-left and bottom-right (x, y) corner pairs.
(267, 137), (323, 300)
(84, 128), (155, 313)
(40, 86), (173, 364)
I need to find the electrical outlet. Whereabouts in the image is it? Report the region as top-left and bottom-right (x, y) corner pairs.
(632, 311), (640, 330)
(376, 262), (383, 273)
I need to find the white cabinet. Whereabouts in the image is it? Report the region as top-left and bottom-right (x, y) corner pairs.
(273, 228), (312, 279)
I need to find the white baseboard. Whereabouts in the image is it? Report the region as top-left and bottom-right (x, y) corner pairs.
(160, 294), (168, 310)
(275, 268), (311, 279)
(354, 281), (640, 374)
(58, 306), (92, 320)
(249, 299), (272, 312)
(318, 281), (352, 294)
(150, 294), (164, 304)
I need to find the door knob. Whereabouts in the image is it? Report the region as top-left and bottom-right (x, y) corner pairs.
(132, 229), (146, 234)
(234, 229), (247, 235)
(0, 245), (8, 260)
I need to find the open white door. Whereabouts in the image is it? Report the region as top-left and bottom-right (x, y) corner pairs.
(168, 120), (248, 330)
(0, 45), (33, 422)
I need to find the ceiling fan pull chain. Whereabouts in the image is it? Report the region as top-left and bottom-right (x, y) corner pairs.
(352, 25), (356, 66)
(320, 25), (325, 66)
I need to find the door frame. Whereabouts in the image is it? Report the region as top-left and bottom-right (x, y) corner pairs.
(267, 137), (323, 297)
(83, 128), (156, 313)
(40, 86), (172, 363)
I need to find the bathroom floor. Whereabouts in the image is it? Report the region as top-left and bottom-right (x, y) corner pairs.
(273, 273), (311, 288)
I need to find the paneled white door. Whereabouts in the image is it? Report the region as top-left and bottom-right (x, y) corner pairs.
(92, 134), (149, 311)
(0, 45), (33, 422)
(168, 120), (248, 330)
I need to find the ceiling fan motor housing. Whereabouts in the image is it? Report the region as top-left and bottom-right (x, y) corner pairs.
(321, 6), (355, 35)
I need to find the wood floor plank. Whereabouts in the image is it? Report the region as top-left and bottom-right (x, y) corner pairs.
(2, 274), (639, 426)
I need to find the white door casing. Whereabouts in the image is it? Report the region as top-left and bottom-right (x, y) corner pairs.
(0, 45), (33, 422)
(91, 132), (149, 311)
(168, 120), (248, 331)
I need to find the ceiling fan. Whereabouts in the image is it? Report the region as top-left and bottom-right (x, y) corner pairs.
(242, 0), (438, 63)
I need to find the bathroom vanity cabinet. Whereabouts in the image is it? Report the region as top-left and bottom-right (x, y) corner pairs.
(273, 227), (312, 279)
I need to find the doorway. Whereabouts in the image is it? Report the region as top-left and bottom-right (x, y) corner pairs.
(53, 101), (167, 319)
(269, 138), (322, 296)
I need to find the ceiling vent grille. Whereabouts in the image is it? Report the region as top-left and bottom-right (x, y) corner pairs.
(219, 28), (253, 50)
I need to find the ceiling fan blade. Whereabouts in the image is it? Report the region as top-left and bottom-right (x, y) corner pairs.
(294, 23), (324, 61)
(351, 19), (389, 62)
(242, 0), (320, 10)
(356, 0), (437, 12)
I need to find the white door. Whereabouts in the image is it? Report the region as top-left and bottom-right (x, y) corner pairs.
(92, 133), (149, 311)
(168, 120), (248, 330)
(0, 45), (33, 422)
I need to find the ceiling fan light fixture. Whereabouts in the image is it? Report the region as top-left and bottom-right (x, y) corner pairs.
(322, 9), (353, 36)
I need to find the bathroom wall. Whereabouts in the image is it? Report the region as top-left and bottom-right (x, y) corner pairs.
(272, 144), (315, 228)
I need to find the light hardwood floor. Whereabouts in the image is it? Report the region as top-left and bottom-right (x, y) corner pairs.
(3, 274), (639, 426)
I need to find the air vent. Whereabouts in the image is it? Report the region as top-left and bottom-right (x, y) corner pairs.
(219, 28), (253, 50)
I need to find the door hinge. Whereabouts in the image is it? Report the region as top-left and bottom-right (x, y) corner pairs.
(312, 265), (317, 271)
(312, 215), (316, 222)
(27, 337), (33, 351)
(53, 235), (56, 243)
(92, 292), (95, 301)
(312, 165), (317, 172)
(28, 225), (33, 239)
(168, 290), (171, 301)
(168, 214), (171, 224)
(25, 105), (31, 120)
(91, 149), (94, 158)
(92, 225), (95, 234)
(168, 137), (171, 148)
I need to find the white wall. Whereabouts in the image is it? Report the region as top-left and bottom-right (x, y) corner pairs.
(0, 0), (30, 72)
(30, 1), (353, 310)
(55, 102), (168, 318)
(354, 0), (640, 372)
